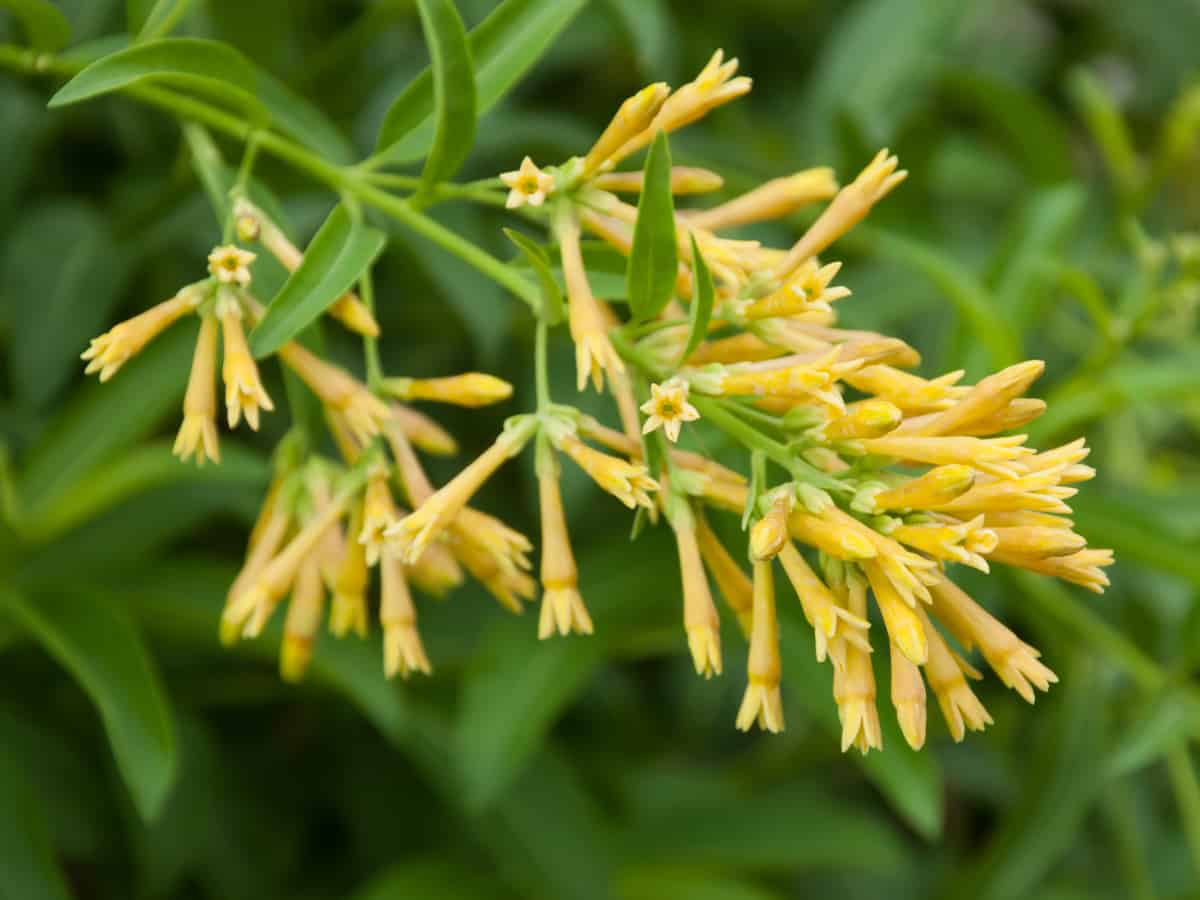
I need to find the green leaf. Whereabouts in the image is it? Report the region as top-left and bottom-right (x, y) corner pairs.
(24, 441), (268, 543)
(618, 869), (785, 900)
(939, 69), (1073, 185)
(0, 588), (176, 821)
(353, 859), (505, 900)
(18, 321), (194, 523)
(249, 205), (386, 357)
(618, 782), (907, 872)
(414, 0), (476, 189)
(1108, 690), (1200, 777)
(949, 655), (1105, 900)
(373, 0), (588, 163)
(130, 0), (193, 40)
(627, 131), (677, 321)
(1, 201), (132, 408)
(0, 0), (70, 51)
(0, 743), (72, 900)
(679, 232), (714, 363)
(504, 227), (564, 324)
(454, 619), (602, 812)
(49, 38), (353, 164)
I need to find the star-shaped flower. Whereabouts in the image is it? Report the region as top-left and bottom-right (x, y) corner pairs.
(500, 156), (555, 209)
(641, 378), (700, 443)
(207, 244), (257, 286)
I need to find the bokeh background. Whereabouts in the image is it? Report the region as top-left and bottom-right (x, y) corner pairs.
(2, 0), (1200, 898)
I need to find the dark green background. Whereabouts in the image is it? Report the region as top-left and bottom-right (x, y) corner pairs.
(1, 1), (1199, 898)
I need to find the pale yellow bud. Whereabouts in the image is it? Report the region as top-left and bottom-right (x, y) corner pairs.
(556, 433), (658, 510)
(890, 638), (927, 750)
(330, 503), (369, 639)
(380, 549), (431, 679)
(582, 82), (671, 176)
(673, 511), (722, 678)
(749, 492), (791, 561)
(383, 373), (513, 408)
(537, 459), (593, 640)
(593, 166), (724, 195)
(685, 169), (838, 231)
(862, 561), (927, 666)
(389, 403), (458, 456)
(822, 399), (903, 441)
(277, 340), (390, 444)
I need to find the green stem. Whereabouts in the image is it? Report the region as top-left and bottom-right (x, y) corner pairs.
(359, 269), (383, 390)
(534, 320), (551, 409)
(1167, 742), (1200, 880)
(0, 46), (541, 312)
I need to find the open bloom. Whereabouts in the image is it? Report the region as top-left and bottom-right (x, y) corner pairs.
(641, 378), (700, 443)
(217, 292), (273, 430)
(207, 244), (256, 286)
(500, 156), (554, 209)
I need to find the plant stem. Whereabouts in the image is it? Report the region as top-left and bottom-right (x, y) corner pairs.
(535, 320), (551, 409)
(359, 269), (383, 390)
(0, 46), (541, 312)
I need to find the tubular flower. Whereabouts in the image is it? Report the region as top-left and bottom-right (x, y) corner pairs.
(537, 448), (593, 639)
(173, 313), (221, 465)
(70, 49), (1114, 756)
(217, 291), (274, 430)
(82, 286), (200, 382)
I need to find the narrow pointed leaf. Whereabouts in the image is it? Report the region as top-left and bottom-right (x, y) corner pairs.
(132, 0), (195, 41)
(0, 589), (176, 821)
(627, 131), (677, 321)
(250, 205), (386, 357)
(414, 0), (476, 189)
(504, 227), (564, 324)
(679, 232), (714, 363)
(374, 0), (587, 163)
(49, 38), (353, 163)
(0, 0), (70, 51)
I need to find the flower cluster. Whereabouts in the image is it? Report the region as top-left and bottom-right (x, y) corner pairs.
(80, 49), (1114, 751)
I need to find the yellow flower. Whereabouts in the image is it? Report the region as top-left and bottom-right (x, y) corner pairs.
(277, 340), (390, 444)
(537, 453), (593, 639)
(330, 502), (369, 639)
(684, 169), (838, 231)
(173, 313), (220, 465)
(773, 149), (907, 279)
(778, 543), (869, 665)
(672, 509), (722, 678)
(592, 166), (723, 195)
(207, 244), (256, 286)
(382, 373), (513, 408)
(358, 467), (399, 567)
(832, 573), (882, 754)
(556, 433), (657, 510)
(280, 555), (324, 683)
(558, 214), (625, 391)
(582, 82), (670, 177)
(736, 560), (784, 733)
(640, 378), (700, 443)
(380, 548), (431, 679)
(749, 491), (792, 562)
(500, 156), (555, 209)
(694, 516), (754, 637)
(82, 288), (198, 382)
(389, 403), (458, 456)
(890, 639), (927, 750)
(387, 418), (536, 564)
(217, 293), (273, 430)
(919, 607), (992, 742)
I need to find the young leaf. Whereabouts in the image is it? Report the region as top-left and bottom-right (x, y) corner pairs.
(504, 227), (564, 324)
(0, 0), (71, 52)
(627, 131), (677, 321)
(414, 0), (476, 190)
(0, 588), (177, 821)
(679, 232), (714, 363)
(249, 205), (386, 358)
(373, 0), (587, 163)
(49, 38), (354, 164)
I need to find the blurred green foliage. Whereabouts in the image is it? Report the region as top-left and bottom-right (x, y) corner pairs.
(0, 0), (1199, 898)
